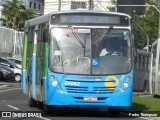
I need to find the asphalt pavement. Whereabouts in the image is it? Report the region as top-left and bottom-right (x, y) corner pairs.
(0, 80), (159, 120)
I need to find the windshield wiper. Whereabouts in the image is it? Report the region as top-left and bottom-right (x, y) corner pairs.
(68, 26), (85, 48)
(101, 27), (113, 44)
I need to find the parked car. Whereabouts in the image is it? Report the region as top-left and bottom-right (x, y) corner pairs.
(0, 65), (14, 80)
(0, 57), (21, 82)
(6, 57), (22, 69)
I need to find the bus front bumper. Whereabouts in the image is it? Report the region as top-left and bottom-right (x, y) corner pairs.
(46, 87), (132, 107)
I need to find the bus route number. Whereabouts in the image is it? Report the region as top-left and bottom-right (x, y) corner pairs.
(65, 81), (80, 86)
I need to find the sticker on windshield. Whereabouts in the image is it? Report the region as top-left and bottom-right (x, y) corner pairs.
(78, 29), (90, 33)
(92, 58), (99, 66)
(54, 51), (61, 55)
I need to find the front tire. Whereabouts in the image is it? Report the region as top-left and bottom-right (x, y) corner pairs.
(28, 82), (37, 107)
(108, 107), (121, 117)
(0, 72), (4, 80)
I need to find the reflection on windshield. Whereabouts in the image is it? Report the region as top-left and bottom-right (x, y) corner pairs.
(49, 28), (91, 74)
(49, 28), (132, 75)
(91, 29), (131, 74)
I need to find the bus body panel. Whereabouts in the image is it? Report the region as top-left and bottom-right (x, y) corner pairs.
(46, 70), (133, 107)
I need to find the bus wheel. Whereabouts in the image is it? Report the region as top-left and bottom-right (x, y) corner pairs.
(0, 72), (4, 80)
(28, 84), (36, 107)
(108, 107), (121, 117)
(43, 103), (50, 113)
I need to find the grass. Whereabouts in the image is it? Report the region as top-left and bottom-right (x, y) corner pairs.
(129, 96), (160, 116)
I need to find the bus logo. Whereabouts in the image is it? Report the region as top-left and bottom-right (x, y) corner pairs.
(92, 58), (99, 66)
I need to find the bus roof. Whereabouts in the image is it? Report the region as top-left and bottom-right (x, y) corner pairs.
(25, 10), (131, 27)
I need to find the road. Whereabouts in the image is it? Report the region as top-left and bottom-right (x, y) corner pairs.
(0, 81), (157, 120)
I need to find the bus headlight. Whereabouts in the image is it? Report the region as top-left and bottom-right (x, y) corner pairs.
(126, 77), (131, 82)
(50, 75), (55, 80)
(52, 81), (58, 87)
(123, 83), (128, 88)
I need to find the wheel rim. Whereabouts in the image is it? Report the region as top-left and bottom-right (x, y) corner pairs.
(15, 74), (21, 82)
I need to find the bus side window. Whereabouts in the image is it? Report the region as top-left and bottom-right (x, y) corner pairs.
(43, 29), (49, 42)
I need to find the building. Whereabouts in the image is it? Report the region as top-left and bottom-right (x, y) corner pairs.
(26, 0), (44, 15)
(44, 0), (114, 14)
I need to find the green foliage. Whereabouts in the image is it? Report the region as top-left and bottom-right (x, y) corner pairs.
(1, 0), (36, 30)
(108, 0), (160, 49)
(132, 2), (160, 49)
(131, 96), (160, 116)
(107, 0), (116, 12)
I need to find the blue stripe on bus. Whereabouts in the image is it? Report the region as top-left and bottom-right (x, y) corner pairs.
(22, 70), (26, 94)
(32, 55), (36, 98)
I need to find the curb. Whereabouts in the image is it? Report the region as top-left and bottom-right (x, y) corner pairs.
(0, 82), (21, 88)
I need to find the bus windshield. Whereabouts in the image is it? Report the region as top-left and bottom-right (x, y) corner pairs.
(49, 27), (132, 75)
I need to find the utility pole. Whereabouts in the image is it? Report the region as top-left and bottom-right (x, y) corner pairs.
(89, 0), (93, 10)
(58, 0), (61, 11)
(135, 22), (149, 52)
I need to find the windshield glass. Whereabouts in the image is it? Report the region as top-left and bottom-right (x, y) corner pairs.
(49, 28), (132, 75)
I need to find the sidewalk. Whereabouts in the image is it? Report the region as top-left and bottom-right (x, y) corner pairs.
(133, 92), (153, 97)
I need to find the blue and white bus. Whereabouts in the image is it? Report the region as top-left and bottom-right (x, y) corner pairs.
(22, 10), (134, 116)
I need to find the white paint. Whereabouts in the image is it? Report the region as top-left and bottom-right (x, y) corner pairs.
(7, 105), (19, 110)
(38, 117), (51, 120)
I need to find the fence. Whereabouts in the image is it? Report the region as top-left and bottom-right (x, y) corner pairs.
(0, 27), (24, 57)
(149, 38), (160, 96)
(133, 50), (151, 92)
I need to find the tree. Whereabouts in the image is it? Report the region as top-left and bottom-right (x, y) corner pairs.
(1, 0), (35, 30)
(132, 1), (159, 49)
(109, 0), (159, 50)
(107, 0), (117, 12)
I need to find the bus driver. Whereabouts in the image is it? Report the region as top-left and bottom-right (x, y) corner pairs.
(99, 40), (119, 56)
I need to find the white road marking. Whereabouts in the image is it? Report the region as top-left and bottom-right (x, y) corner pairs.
(140, 117), (156, 120)
(0, 88), (21, 93)
(7, 105), (19, 110)
(38, 117), (51, 120)
(0, 87), (50, 120)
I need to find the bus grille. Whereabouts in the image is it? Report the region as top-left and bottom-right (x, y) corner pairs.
(65, 86), (115, 94)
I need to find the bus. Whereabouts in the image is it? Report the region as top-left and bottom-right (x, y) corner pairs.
(22, 10), (134, 116)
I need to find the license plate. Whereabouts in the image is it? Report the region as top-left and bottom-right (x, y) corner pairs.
(83, 96), (97, 101)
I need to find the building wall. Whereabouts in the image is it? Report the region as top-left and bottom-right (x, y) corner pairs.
(44, 0), (114, 14)
(27, 0), (44, 15)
